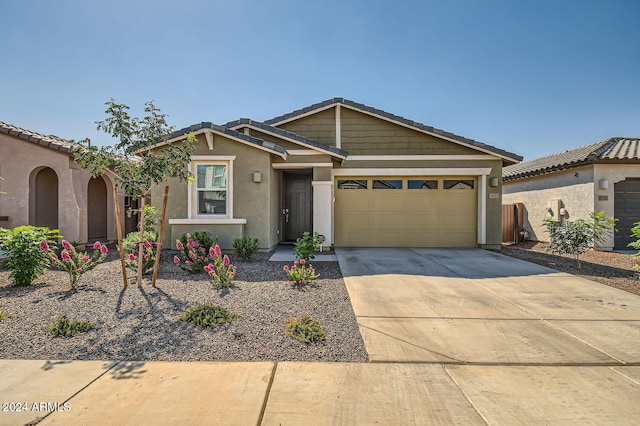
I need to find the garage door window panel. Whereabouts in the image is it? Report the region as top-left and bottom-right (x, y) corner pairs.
(444, 179), (474, 190)
(338, 179), (368, 190)
(373, 179), (402, 189)
(408, 179), (438, 190)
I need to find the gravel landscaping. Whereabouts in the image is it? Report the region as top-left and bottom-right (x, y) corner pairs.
(0, 250), (368, 362)
(499, 241), (640, 296)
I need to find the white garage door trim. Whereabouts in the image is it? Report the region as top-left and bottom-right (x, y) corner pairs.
(331, 168), (491, 246)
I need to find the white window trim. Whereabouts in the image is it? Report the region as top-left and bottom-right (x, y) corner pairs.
(189, 156), (236, 219)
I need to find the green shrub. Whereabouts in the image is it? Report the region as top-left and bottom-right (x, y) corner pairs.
(545, 211), (616, 267)
(283, 258), (319, 286)
(0, 226), (62, 286)
(0, 308), (9, 321)
(121, 231), (157, 274)
(233, 236), (259, 261)
(286, 314), (326, 343)
(627, 223), (640, 274)
(180, 304), (239, 329)
(128, 204), (161, 234)
(294, 231), (320, 261)
(47, 316), (94, 338)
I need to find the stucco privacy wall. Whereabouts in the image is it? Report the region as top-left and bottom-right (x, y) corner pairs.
(0, 132), (119, 243)
(502, 166), (595, 244)
(156, 133), (275, 250)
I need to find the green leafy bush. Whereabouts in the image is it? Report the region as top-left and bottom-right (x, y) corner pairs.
(294, 231), (320, 261)
(286, 314), (326, 343)
(121, 231), (157, 274)
(233, 236), (259, 261)
(627, 223), (640, 274)
(174, 233), (216, 274)
(0, 226), (62, 286)
(0, 308), (9, 321)
(180, 304), (239, 329)
(283, 258), (319, 286)
(47, 316), (94, 338)
(128, 204), (161, 234)
(545, 211), (616, 267)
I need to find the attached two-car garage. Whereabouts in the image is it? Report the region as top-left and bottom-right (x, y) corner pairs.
(334, 176), (478, 247)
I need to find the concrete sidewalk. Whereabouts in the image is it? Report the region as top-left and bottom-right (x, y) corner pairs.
(1, 359), (639, 425)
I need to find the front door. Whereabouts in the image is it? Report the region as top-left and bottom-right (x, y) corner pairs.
(283, 172), (312, 241)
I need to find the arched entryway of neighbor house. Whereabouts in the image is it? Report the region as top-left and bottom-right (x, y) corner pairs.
(87, 176), (108, 242)
(29, 167), (59, 230)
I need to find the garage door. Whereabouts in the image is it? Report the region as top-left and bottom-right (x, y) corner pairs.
(614, 178), (640, 250)
(334, 177), (477, 247)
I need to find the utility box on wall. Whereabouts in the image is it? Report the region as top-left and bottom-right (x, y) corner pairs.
(548, 199), (563, 222)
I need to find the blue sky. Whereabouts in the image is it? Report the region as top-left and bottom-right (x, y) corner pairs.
(2, 0), (639, 161)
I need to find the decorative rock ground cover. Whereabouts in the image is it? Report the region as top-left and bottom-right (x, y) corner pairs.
(0, 250), (368, 362)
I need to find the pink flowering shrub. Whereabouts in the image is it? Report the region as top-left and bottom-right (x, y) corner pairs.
(283, 258), (319, 286)
(203, 244), (237, 289)
(173, 233), (216, 274)
(40, 239), (108, 289)
(121, 231), (157, 274)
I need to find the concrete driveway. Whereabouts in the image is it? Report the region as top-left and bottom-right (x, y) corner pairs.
(336, 247), (640, 424)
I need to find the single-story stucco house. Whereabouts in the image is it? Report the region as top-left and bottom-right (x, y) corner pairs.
(0, 121), (130, 244)
(152, 98), (522, 251)
(502, 137), (640, 250)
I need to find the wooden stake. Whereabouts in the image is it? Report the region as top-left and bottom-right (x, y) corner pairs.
(152, 186), (169, 286)
(136, 196), (146, 286)
(112, 185), (128, 287)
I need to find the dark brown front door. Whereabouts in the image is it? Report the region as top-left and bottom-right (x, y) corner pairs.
(283, 172), (312, 241)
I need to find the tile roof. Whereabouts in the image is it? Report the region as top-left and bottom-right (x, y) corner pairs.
(169, 122), (288, 156)
(224, 118), (348, 158)
(264, 97), (523, 163)
(0, 120), (76, 154)
(503, 137), (640, 181)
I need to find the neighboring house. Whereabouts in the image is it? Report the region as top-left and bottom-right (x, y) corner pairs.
(0, 121), (125, 244)
(152, 98), (521, 250)
(502, 137), (640, 250)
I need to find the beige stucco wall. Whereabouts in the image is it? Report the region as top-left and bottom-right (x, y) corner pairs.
(502, 166), (595, 243)
(153, 133), (276, 250)
(0, 133), (120, 244)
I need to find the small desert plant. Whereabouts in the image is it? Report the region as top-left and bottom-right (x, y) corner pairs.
(174, 233), (217, 274)
(283, 258), (319, 286)
(545, 211), (616, 267)
(0, 226), (62, 286)
(627, 222), (640, 275)
(232, 236), (259, 261)
(203, 244), (238, 290)
(121, 231), (157, 274)
(180, 304), (239, 329)
(47, 315), (94, 338)
(294, 231), (320, 261)
(286, 314), (326, 343)
(0, 308), (9, 321)
(41, 240), (108, 289)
